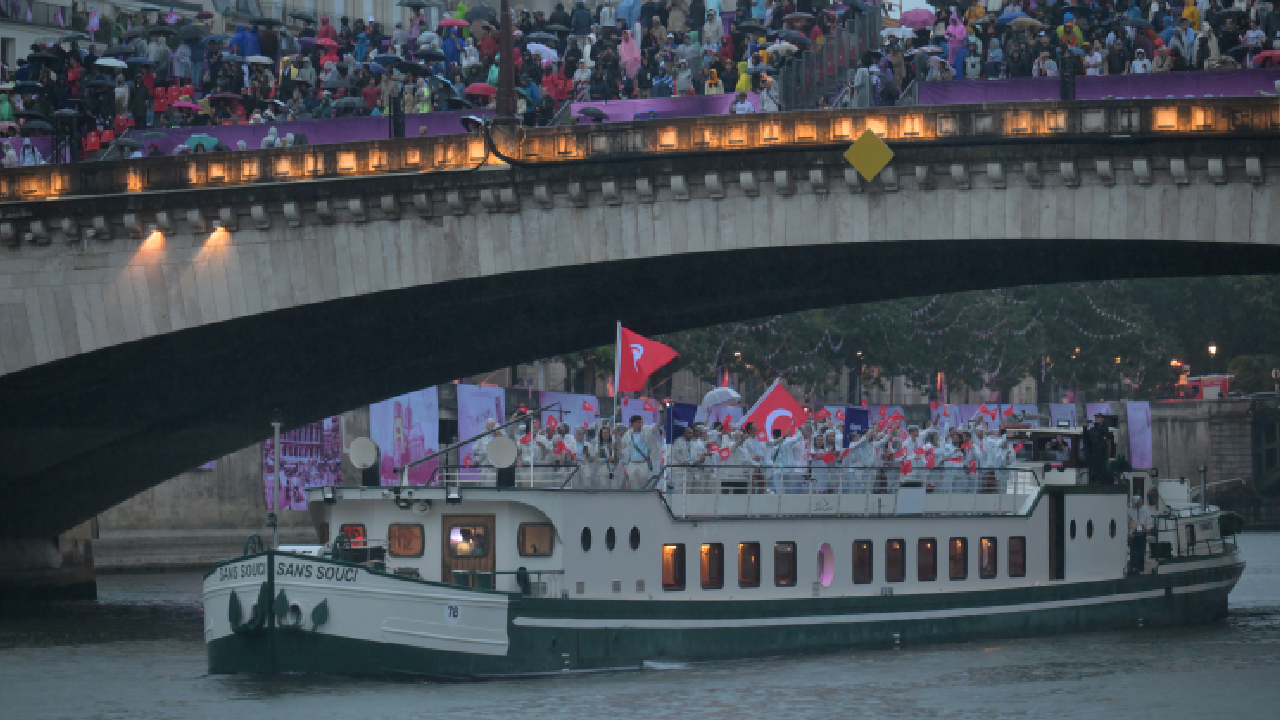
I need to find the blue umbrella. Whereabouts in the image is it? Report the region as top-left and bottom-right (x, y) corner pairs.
(373, 54), (400, 66)
(206, 33), (233, 44)
(996, 12), (1029, 24)
(126, 57), (156, 66)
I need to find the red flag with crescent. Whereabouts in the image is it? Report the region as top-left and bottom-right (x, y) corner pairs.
(815, 408), (831, 421)
(717, 448), (731, 462)
(835, 409), (845, 422)
(900, 459), (913, 475)
(519, 433), (532, 445)
(583, 399), (595, 412)
(643, 399), (657, 412)
(742, 381), (805, 440)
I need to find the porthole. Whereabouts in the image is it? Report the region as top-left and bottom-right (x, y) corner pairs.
(581, 527), (592, 552)
(1087, 519), (1094, 539)
(606, 527), (616, 551)
(629, 526), (640, 550)
(1070, 519), (1077, 540)
(1110, 519), (1117, 538)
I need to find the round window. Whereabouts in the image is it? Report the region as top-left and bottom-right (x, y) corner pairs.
(1087, 519), (1094, 539)
(629, 526), (640, 550)
(1110, 519), (1118, 538)
(606, 527), (616, 551)
(581, 527), (592, 552)
(1070, 519), (1077, 540)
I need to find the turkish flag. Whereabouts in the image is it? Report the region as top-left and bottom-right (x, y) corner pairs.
(743, 381), (806, 440)
(892, 448), (906, 460)
(961, 442), (973, 450)
(519, 433), (532, 445)
(930, 401), (938, 410)
(926, 452), (936, 468)
(463, 455), (472, 468)
(835, 409), (845, 422)
(1004, 405), (1014, 417)
(820, 451), (836, 464)
(756, 429), (768, 442)
(545, 414), (558, 429)
(617, 326), (679, 393)
(642, 399), (657, 412)
(861, 399), (868, 409)
(718, 448), (731, 462)
(707, 443), (720, 452)
(968, 459), (978, 472)
(553, 441), (566, 455)
(582, 399), (595, 412)
(900, 459), (913, 475)
(841, 448), (850, 459)
(815, 408), (831, 421)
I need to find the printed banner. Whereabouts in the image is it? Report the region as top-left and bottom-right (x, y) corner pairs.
(665, 401), (699, 443)
(371, 387), (440, 486)
(261, 416), (343, 511)
(198, 460), (217, 470)
(457, 384), (505, 477)
(1008, 404), (1040, 425)
(1126, 401), (1153, 469)
(539, 391), (601, 433)
(1085, 402), (1113, 423)
(620, 397), (659, 427)
(1049, 403), (1078, 428)
(843, 408), (870, 447)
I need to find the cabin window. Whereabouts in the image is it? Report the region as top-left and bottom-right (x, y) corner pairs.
(1070, 519), (1077, 540)
(701, 543), (725, 589)
(774, 542), (797, 587)
(448, 524), (489, 557)
(980, 537), (998, 578)
(885, 539), (906, 583)
(817, 543), (834, 587)
(1086, 519), (1094, 539)
(853, 540), (873, 584)
(606, 527), (617, 551)
(918, 538), (937, 581)
(338, 524), (366, 545)
(518, 523), (555, 557)
(949, 538), (968, 580)
(388, 524), (425, 557)
(581, 527), (592, 552)
(662, 544), (686, 591)
(1109, 519), (1117, 538)
(738, 542), (761, 588)
(629, 526), (641, 550)
(1008, 537), (1026, 577)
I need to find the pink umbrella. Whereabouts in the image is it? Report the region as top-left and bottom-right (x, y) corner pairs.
(900, 9), (936, 30)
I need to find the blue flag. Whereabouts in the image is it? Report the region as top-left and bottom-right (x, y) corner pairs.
(665, 402), (699, 443)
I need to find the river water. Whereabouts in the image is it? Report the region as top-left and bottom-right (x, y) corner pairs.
(2, 533), (1277, 720)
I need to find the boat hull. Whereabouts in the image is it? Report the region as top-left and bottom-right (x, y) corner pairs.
(204, 551), (1243, 678)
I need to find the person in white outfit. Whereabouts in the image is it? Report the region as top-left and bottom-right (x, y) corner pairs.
(617, 414), (662, 489)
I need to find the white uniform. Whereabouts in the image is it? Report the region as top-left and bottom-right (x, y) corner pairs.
(669, 436), (696, 491)
(617, 423), (662, 489)
(778, 433), (810, 493)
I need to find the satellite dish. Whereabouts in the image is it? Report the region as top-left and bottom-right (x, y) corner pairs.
(486, 436), (517, 469)
(349, 437), (378, 469)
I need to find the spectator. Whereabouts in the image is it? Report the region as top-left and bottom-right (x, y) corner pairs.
(1032, 50), (1058, 76)
(1130, 47), (1153, 73)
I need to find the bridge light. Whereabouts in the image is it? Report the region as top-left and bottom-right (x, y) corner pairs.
(1208, 345), (1217, 357)
(1171, 359), (1183, 367)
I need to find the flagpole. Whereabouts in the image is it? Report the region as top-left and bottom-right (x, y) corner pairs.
(613, 322), (621, 425)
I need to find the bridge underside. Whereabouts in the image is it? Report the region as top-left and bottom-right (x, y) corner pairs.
(4, 238), (1280, 538)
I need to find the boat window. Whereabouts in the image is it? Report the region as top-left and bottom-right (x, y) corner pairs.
(388, 524), (425, 557)
(701, 543), (725, 589)
(629, 526), (641, 550)
(518, 523), (555, 557)
(1008, 537), (1027, 577)
(1070, 519), (1077, 540)
(949, 538), (968, 580)
(817, 543), (834, 587)
(1087, 520), (1094, 539)
(606, 527), (617, 551)
(885, 539), (906, 582)
(853, 540), (873, 584)
(738, 542), (761, 588)
(917, 538), (937, 581)
(338, 524), (366, 545)
(581, 527), (592, 552)
(980, 537), (998, 579)
(774, 542), (797, 587)
(448, 525), (489, 558)
(662, 544), (686, 591)
(1109, 519), (1117, 538)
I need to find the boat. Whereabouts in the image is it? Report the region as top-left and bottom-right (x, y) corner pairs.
(202, 418), (1245, 677)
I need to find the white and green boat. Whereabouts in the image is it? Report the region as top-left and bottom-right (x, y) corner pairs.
(202, 425), (1245, 677)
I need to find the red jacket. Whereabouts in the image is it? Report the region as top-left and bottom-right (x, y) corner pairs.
(318, 18), (338, 42)
(542, 70), (570, 103)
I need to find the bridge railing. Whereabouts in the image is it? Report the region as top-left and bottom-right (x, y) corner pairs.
(777, 11), (881, 110)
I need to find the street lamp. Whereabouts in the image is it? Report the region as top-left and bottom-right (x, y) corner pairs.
(1209, 344), (1217, 373)
(270, 409), (282, 549)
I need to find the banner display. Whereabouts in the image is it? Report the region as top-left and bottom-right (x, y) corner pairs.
(1008, 404), (1041, 426)
(665, 401), (699, 442)
(198, 460), (217, 470)
(371, 387), (440, 486)
(261, 416), (343, 511)
(621, 397), (660, 427)
(1126, 401), (1153, 469)
(1085, 402), (1113, 422)
(457, 384), (505, 478)
(843, 408), (871, 447)
(539, 391), (601, 432)
(932, 404), (961, 427)
(1049, 403), (1079, 428)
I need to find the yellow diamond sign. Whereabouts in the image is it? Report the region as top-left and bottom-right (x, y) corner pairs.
(843, 129), (894, 182)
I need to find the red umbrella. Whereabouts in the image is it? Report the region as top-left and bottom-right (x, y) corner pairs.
(465, 82), (497, 95)
(314, 37), (337, 47)
(1253, 49), (1280, 67)
(900, 9), (936, 30)
(439, 18), (470, 28)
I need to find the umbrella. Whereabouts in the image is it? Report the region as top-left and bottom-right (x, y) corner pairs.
(252, 18), (283, 27)
(289, 10), (317, 23)
(247, 55), (273, 64)
(87, 78), (117, 87)
(139, 4), (163, 11)
(1010, 17), (1044, 30)
(314, 37), (337, 47)
(1123, 18), (1153, 30)
(368, 64), (385, 74)
(14, 80), (44, 92)
(526, 42), (559, 62)
(776, 29), (812, 46)
(1217, 8), (1248, 19)
(58, 32), (91, 42)
(196, 10), (214, 19)
(148, 26), (176, 36)
(738, 22), (765, 32)
(177, 25), (209, 42)
(415, 48), (446, 61)
(53, 108), (79, 118)
(27, 52), (61, 64)
(702, 388), (741, 407)
(125, 27), (150, 38)
(578, 107), (608, 122)
(137, 131), (167, 139)
(396, 61), (432, 75)
(185, 133), (218, 149)
(104, 44), (135, 56)
(15, 109), (46, 121)
(445, 97), (474, 109)
(126, 57), (156, 66)
(767, 41), (799, 57)
(465, 82), (497, 95)
(783, 12), (813, 20)
(900, 9), (935, 29)
(171, 101), (201, 109)
(1253, 49), (1280, 68)
(115, 138), (142, 149)
(397, 0), (428, 7)
(914, 45), (945, 54)
(438, 18), (470, 28)
(21, 120), (52, 134)
(544, 23), (570, 32)
(527, 32), (558, 42)
(220, 54), (246, 64)
(209, 92), (244, 101)
(744, 65), (775, 75)
(95, 57), (128, 69)
(325, 79), (352, 90)
(996, 11), (1029, 24)
(880, 27), (916, 39)
(466, 5), (498, 22)
(206, 33), (234, 43)
(374, 54), (401, 66)
(334, 97), (364, 109)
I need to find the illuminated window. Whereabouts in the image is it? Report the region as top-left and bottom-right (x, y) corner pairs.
(980, 537), (998, 579)
(338, 524), (366, 544)
(774, 541), (797, 587)
(388, 524), (424, 557)
(738, 542), (761, 588)
(817, 543), (834, 587)
(662, 544), (686, 591)
(918, 538), (937, 581)
(853, 540), (873, 584)
(885, 539), (906, 583)
(949, 538), (968, 580)
(518, 523), (554, 557)
(701, 543), (724, 589)
(448, 524), (489, 557)
(1008, 537), (1026, 578)
(337, 152), (356, 172)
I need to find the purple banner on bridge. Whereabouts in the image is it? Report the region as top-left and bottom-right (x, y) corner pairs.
(570, 93), (760, 123)
(261, 416), (343, 512)
(917, 68), (1280, 106)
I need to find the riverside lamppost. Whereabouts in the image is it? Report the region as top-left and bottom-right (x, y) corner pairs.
(1209, 344), (1218, 373)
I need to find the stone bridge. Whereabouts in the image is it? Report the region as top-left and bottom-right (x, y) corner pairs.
(2, 97), (1280, 546)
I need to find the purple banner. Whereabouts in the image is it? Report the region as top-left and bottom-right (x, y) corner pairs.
(1050, 403), (1078, 429)
(917, 68), (1280, 106)
(370, 387), (439, 486)
(622, 397), (660, 427)
(570, 93), (760, 124)
(1085, 402), (1113, 422)
(456, 384), (505, 475)
(1126, 400), (1153, 469)
(538, 391), (601, 433)
(261, 416), (342, 511)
